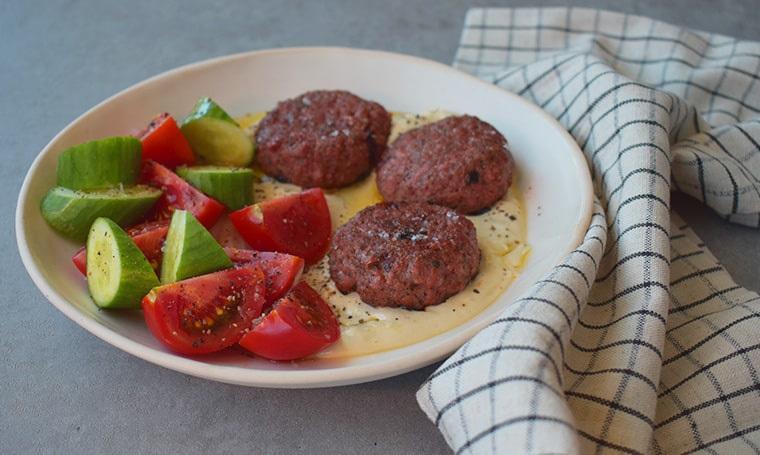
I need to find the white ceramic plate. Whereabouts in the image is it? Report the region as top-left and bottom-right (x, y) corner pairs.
(16, 47), (592, 388)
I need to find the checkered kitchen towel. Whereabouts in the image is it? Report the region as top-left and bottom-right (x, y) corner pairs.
(417, 8), (760, 454)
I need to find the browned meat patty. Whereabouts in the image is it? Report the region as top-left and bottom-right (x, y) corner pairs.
(254, 90), (392, 188)
(375, 115), (514, 214)
(328, 201), (481, 310)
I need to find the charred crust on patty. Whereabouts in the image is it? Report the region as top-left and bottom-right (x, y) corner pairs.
(328, 201), (481, 310)
(254, 90), (391, 189)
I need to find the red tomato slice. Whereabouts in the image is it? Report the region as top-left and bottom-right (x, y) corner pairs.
(223, 247), (305, 306)
(238, 281), (340, 361)
(136, 112), (196, 169)
(142, 264), (267, 355)
(139, 160), (224, 228)
(72, 248), (87, 275)
(229, 188), (332, 265)
(72, 220), (169, 275)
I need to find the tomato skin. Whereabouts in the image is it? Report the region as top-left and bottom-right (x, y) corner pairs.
(238, 281), (340, 361)
(229, 188), (332, 266)
(142, 264), (267, 355)
(137, 113), (196, 169)
(223, 247), (304, 306)
(72, 248), (87, 275)
(139, 160), (224, 228)
(72, 220), (169, 275)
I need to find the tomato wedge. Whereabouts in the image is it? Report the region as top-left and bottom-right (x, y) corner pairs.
(72, 220), (169, 275)
(142, 263), (267, 355)
(223, 247), (305, 306)
(238, 281), (340, 361)
(229, 188), (332, 265)
(136, 112), (196, 169)
(139, 160), (224, 228)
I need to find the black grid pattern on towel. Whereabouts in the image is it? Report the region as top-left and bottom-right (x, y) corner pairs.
(417, 8), (760, 454)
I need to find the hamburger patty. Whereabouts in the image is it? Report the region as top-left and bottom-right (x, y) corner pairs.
(376, 115), (514, 214)
(254, 90), (391, 188)
(328, 201), (481, 310)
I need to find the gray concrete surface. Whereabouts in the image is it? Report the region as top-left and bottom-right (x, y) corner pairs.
(2, 1), (757, 453)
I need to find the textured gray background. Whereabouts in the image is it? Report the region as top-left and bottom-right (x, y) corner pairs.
(3, 1), (758, 453)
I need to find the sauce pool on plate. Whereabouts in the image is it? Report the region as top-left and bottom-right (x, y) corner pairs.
(234, 110), (531, 359)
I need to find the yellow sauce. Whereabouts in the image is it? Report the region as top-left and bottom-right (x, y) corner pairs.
(238, 111), (530, 359)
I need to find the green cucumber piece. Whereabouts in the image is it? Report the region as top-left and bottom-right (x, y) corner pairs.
(160, 209), (233, 284)
(40, 185), (162, 242)
(86, 217), (160, 309)
(176, 165), (254, 210)
(185, 96), (238, 124)
(57, 137), (143, 190)
(181, 97), (254, 167)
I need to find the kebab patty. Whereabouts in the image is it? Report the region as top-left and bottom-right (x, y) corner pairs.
(376, 114), (514, 214)
(254, 90), (391, 189)
(328, 201), (481, 310)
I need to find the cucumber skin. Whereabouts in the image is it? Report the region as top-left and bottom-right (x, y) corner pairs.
(57, 137), (142, 190)
(176, 166), (254, 210)
(160, 210), (232, 284)
(86, 217), (159, 309)
(40, 185), (162, 242)
(183, 97), (238, 126)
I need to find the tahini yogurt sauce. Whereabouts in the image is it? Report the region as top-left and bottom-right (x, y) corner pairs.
(236, 110), (530, 359)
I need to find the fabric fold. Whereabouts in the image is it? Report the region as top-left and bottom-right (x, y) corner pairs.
(417, 8), (760, 454)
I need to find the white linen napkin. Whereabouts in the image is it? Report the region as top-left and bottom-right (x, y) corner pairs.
(417, 8), (760, 454)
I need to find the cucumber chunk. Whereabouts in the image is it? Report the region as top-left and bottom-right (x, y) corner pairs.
(176, 165), (254, 210)
(57, 137), (143, 190)
(160, 210), (233, 284)
(86, 217), (160, 309)
(40, 185), (162, 242)
(181, 97), (254, 167)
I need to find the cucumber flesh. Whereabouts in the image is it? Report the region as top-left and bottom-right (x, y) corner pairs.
(86, 217), (160, 309)
(176, 165), (254, 210)
(57, 137), (142, 190)
(181, 97), (254, 167)
(160, 210), (233, 284)
(40, 185), (162, 242)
